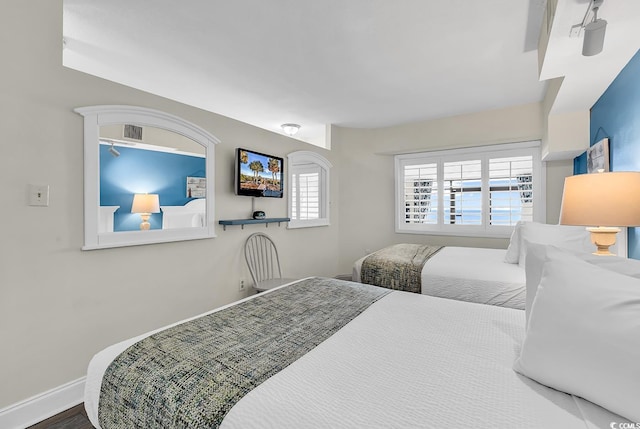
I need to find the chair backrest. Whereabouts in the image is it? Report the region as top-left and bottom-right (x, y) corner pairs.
(244, 233), (283, 286)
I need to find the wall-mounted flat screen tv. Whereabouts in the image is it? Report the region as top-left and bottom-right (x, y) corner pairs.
(235, 148), (284, 198)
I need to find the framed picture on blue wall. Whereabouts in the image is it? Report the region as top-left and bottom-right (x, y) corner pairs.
(187, 176), (206, 198)
(587, 138), (609, 173)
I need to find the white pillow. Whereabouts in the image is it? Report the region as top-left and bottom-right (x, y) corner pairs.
(523, 241), (560, 323)
(514, 253), (640, 422)
(523, 240), (640, 323)
(503, 221), (524, 264)
(518, 222), (592, 267)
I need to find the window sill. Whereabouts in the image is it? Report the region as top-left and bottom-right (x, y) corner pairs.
(396, 226), (512, 239)
(287, 219), (330, 229)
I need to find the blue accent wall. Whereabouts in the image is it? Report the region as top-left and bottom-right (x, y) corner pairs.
(573, 152), (587, 175)
(100, 145), (206, 231)
(575, 49), (640, 258)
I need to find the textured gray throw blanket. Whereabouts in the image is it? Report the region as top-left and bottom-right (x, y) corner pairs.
(98, 277), (390, 429)
(360, 243), (443, 293)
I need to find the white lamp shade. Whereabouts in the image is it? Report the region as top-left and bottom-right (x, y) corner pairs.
(560, 172), (640, 227)
(131, 193), (160, 214)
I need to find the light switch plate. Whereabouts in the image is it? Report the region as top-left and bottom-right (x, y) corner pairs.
(29, 184), (49, 206)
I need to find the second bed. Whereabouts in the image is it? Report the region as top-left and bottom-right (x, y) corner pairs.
(353, 245), (525, 309)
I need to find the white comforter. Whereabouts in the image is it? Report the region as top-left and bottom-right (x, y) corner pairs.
(354, 246), (526, 309)
(86, 281), (625, 428)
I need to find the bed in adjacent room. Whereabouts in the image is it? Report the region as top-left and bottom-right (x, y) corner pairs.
(161, 198), (206, 229)
(85, 264), (639, 428)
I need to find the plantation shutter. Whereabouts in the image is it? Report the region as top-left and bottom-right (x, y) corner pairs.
(403, 163), (438, 224)
(488, 155), (534, 225)
(443, 160), (482, 225)
(291, 165), (320, 220)
(395, 141), (541, 236)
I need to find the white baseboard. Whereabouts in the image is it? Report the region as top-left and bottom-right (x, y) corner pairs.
(0, 377), (85, 429)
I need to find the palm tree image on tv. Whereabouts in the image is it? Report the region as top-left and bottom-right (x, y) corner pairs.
(268, 157), (281, 183)
(239, 150), (282, 194)
(249, 160), (264, 183)
(239, 149), (249, 165)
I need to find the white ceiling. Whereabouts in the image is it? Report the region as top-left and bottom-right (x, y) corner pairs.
(61, 0), (632, 148)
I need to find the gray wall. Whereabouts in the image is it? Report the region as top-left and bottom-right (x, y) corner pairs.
(0, 0), (572, 410)
(0, 0), (340, 408)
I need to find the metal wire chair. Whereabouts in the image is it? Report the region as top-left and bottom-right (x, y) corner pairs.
(244, 233), (296, 291)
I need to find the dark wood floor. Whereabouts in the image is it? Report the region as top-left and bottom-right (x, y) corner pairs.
(28, 404), (93, 429)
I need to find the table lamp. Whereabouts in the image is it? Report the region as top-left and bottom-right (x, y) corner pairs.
(559, 171), (640, 255)
(131, 193), (160, 230)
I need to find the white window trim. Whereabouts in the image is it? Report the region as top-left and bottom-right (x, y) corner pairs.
(287, 151), (332, 229)
(395, 141), (546, 238)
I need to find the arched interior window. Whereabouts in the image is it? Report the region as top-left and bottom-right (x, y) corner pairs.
(76, 105), (219, 249)
(287, 151), (332, 229)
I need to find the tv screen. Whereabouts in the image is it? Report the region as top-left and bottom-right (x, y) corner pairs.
(236, 148), (284, 198)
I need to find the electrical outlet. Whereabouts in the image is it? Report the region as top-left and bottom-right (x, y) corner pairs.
(239, 280), (245, 291)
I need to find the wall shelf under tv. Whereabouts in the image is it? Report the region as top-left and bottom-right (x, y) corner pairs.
(218, 217), (290, 231)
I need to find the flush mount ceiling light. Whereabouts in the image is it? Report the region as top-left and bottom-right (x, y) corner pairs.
(573, 0), (607, 56)
(281, 123), (301, 137)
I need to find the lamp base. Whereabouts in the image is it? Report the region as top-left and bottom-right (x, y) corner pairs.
(139, 213), (151, 231)
(586, 226), (620, 256)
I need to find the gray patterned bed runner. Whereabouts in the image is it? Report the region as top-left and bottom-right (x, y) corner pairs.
(361, 243), (443, 293)
(98, 277), (390, 429)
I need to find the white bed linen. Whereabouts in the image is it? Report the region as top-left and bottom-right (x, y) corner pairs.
(85, 280), (625, 429)
(353, 246), (525, 309)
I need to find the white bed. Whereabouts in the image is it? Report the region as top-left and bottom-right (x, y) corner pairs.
(85, 275), (633, 428)
(161, 198), (205, 229)
(353, 246), (526, 309)
(352, 222), (630, 310)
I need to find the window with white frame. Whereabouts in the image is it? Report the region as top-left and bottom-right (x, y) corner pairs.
(287, 151), (332, 228)
(396, 141), (544, 237)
